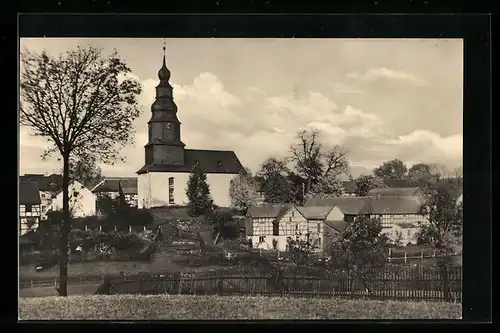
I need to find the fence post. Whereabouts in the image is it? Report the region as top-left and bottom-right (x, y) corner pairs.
(114, 226), (117, 232)
(139, 275), (144, 294)
(99, 225), (102, 232)
(30, 280), (33, 288)
(129, 226), (132, 233)
(404, 252), (407, 264)
(217, 270), (224, 295)
(85, 225), (88, 232)
(54, 276), (57, 288)
(442, 265), (450, 302)
(144, 226), (146, 232)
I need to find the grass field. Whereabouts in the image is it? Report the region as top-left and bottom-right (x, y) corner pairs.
(19, 295), (461, 320)
(20, 260), (228, 281)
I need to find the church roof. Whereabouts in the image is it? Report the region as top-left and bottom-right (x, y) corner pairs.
(137, 149), (243, 175)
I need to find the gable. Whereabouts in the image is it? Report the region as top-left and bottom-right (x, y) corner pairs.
(276, 205), (307, 224)
(325, 206), (344, 221)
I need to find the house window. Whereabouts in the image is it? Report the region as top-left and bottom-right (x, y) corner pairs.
(217, 161), (223, 167)
(407, 230), (411, 237)
(291, 210), (295, 217)
(273, 223), (279, 236)
(259, 236), (265, 243)
(295, 224), (298, 231)
(168, 177), (175, 204)
(289, 216), (292, 222)
(25, 204), (32, 213)
(317, 223), (321, 234)
(318, 238), (321, 246)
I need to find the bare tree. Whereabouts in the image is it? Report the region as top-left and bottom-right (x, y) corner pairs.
(290, 129), (348, 195)
(20, 45), (142, 296)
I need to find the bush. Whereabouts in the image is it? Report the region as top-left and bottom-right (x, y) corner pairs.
(104, 208), (154, 227)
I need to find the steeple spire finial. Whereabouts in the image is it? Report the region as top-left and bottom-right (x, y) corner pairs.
(158, 38), (171, 81)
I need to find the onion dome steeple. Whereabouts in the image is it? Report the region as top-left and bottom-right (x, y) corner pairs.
(158, 46), (171, 82)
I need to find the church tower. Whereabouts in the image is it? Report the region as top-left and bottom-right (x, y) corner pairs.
(144, 46), (186, 166)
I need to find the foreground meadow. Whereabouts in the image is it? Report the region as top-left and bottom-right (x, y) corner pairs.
(19, 295), (462, 320)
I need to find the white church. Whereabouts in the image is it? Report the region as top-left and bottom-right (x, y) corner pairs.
(137, 47), (244, 209)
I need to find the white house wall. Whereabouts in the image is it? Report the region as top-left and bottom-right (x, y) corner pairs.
(39, 190), (53, 220)
(138, 172), (237, 209)
(52, 181), (96, 218)
(377, 214), (428, 246)
(249, 206), (309, 252)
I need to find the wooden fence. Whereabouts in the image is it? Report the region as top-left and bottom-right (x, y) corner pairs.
(74, 225), (153, 233)
(95, 265), (462, 303)
(20, 275), (105, 289)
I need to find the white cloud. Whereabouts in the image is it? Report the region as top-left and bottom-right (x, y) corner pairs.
(347, 67), (430, 86)
(19, 71), (461, 177)
(385, 130), (463, 162)
(333, 82), (365, 94)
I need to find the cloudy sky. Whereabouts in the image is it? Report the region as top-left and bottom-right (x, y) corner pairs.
(19, 38), (463, 178)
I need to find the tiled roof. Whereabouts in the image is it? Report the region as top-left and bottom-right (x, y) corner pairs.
(341, 181), (357, 194)
(367, 187), (422, 197)
(361, 197), (422, 215)
(306, 196), (423, 215)
(324, 220), (347, 232)
(92, 177), (138, 194)
(383, 179), (422, 188)
(305, 197), (366, 215)
(19, 173), (62, 192)
(137, 149), (243, 174)
(297, 206), (333, 220)
(246, 204), (289, 219)
(19, 182), (41, 205)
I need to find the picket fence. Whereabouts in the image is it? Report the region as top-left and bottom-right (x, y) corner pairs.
(75, 225), (153, 233)
(95, 265), (462, 303)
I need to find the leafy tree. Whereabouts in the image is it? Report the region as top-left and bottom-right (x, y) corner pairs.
(257, 157), (293, 204)
(286, 232), (320, 267)
(229, 168), (258, 214)
(289, 129), (349, 195)
(354, 175), (385, 196)
(186, 162), (213, 217)
(307, 172), (344, 199)
(407, 163), (441, 192)
(20, 45), (142, 296)
(373, 159), (408, 180)
(417, 187), (463, 254)
(67, 153), (104, 189)
(96, 193), (117, 216)
(330, 214), (390, 293)
(207, 209), (238, 240)
(286, 172), (307, 205)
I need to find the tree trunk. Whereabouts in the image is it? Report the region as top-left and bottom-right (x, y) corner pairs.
(58, 154), (71, 297)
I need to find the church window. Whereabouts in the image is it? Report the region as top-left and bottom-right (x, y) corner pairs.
(168, 177), (175, 204)
(217, 160), (223, 167)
